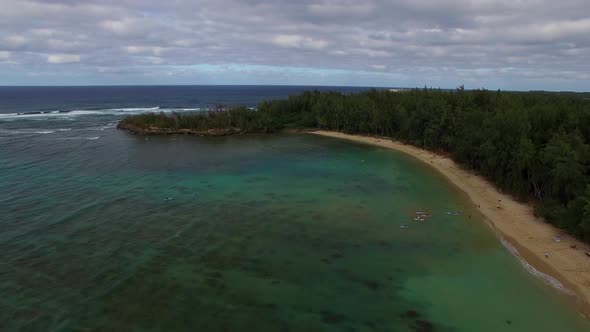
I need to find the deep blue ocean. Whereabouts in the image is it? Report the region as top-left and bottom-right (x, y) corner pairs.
(0, 85), (374, 114)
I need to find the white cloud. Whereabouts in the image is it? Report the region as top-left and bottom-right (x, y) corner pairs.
(47, 54), (81, 64)
(99, 18), (146, 36)
(125, 46), (165, 56)
(307, 1), (376, 16)
(271, 34), (328, 50)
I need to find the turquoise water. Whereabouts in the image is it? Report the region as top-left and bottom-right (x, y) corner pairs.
(1, 130), (589, 331)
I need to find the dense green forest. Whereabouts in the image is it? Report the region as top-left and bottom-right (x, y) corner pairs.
(119, 88), (590, 242)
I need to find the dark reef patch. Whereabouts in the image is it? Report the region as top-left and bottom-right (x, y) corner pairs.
(401, 310), (420, 319)
(319, 310), (348, 324)
(413, 320), (434, 332)
(363, 280), (381, 290)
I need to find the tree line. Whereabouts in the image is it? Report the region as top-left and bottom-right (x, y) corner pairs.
(119, 88), (590, 242)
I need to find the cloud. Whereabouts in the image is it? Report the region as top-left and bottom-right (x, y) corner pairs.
(124, 46), (166, 56)
(47, 54), (81, 64)
(270, 34), (328, 50)
(0, 0), (588, 90)
(370, 64), (386, 70)
(307, 1), (376, 17)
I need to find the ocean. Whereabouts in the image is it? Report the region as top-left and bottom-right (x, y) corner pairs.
(1, 86), (589, 331)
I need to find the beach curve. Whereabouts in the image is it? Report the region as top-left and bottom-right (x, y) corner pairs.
(311, 130), (590, 317)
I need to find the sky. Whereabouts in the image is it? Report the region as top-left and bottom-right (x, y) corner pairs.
(0, 0), (589, 91)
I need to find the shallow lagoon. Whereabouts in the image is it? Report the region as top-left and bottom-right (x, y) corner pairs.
(1, 132), (589, 331)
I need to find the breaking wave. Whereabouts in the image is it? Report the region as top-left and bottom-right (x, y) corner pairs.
(105, 107), (161, 112)
(58, 136), (100, 141)
(0, 128), (73, 135)
(0, 106), (211, 121)
(500, 237), (576, 297)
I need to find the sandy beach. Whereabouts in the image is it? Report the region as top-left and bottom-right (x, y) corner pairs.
(311, 130), (590, 316)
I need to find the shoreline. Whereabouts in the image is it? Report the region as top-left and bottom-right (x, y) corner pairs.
(116, 123), (244, 136)
(116, 123), (314, 136)
(311, 130), (590, 317)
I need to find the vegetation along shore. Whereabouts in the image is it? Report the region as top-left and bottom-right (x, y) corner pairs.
(118, 88), (590, 312)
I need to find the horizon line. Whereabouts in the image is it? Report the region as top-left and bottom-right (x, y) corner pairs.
(0, 84), (587, 93)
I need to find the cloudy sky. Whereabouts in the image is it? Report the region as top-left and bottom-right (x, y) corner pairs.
(0, 0), (589, 90)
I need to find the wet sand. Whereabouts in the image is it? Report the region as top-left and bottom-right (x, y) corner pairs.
(311, 130), (590, 316)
